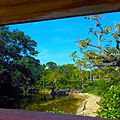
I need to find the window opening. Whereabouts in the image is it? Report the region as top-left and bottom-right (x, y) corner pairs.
(0, 12), (120, 119)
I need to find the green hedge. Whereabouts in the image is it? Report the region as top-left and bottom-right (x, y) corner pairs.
(97, 84), (120, 119)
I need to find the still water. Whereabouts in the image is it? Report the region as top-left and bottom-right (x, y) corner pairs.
(17, 93), (84, 115)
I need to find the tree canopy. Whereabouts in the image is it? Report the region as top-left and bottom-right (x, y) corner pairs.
(71, 15), (120, 68)
(0, 26), (40, 107)
(71, 15), (120, 119)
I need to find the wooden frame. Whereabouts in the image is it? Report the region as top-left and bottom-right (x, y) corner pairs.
(0, 0), (120, 25)
(0, 0), (119, 119)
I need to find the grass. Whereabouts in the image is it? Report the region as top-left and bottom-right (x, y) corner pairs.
(21, 96), (85, 115)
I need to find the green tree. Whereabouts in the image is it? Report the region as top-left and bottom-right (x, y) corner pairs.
(70, 15), (120, 119)
(98, 84), (120, 119)
(0, 26), (40, 101)
(46, 62), (57, 70)
(71, 15), (120, 68)
(58, 64), (82, 89)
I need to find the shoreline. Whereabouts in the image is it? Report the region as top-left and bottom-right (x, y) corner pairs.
(69, 93), (101, 117)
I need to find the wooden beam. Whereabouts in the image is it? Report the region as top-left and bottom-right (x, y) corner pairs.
(0, 0), (120, 25)
(0, 108), (109, 120)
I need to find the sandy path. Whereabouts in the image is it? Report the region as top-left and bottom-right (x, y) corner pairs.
(75, 93), (101, 117)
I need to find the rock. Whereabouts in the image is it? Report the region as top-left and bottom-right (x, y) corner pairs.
(76, 93), (101, 117)
(76, 100), (87, 114)
(50, 89), (69, 99)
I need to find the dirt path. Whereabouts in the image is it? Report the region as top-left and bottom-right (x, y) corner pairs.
(75, 93), (101, 117)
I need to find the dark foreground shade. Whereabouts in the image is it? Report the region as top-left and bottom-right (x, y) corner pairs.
(0, 108), (110, 120)
(1, 0), (120, 25)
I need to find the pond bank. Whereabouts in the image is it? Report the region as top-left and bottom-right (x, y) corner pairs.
(18, 91), (101, 117)
(70, 93), (101, 117)
(20, 93), (85, 115)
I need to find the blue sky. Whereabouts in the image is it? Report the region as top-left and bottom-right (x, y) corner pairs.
(9, 12), (120, 65)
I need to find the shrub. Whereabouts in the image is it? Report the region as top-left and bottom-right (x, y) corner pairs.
(81, 86), (95, 93)
(97, 84), (120, 119)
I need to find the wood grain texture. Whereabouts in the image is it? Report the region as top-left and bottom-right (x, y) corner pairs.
(0, 0), (120, 25)
(0, 108), (110, 120)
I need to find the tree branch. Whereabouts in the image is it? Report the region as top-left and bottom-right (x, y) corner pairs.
(88, 43), (108, 54)
(116, 39), (120, 50)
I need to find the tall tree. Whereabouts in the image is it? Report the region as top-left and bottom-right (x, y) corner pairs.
(71, 15), (120, 68)
(0, 26), (40, 99)
(46, 62), (57, 70)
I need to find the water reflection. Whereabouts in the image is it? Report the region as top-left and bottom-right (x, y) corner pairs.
(16, 93), (84, 115)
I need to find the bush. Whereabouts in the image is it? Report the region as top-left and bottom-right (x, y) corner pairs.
(81, 86), (95, 93)
(97, 84), (120, 119)
(93, 79), (109, 96)
(81, 79), (108, 95)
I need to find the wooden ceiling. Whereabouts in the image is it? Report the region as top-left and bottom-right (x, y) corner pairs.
(0, 0), (120, 25)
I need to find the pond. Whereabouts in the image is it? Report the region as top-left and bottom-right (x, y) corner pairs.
(16, 93), (85, 115)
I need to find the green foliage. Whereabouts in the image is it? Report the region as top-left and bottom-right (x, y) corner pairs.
(81, 85), (94, 93)
(93, 79), (109, 95)
(71, 15), (120, 70)
(35, 63), (84, 91)
(81, 79), (108, 95)
(98, 84), (120, 119)
(0, 26), (40, 107)
(46, 62), (57, 70)
(79, 39), (89, 48)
